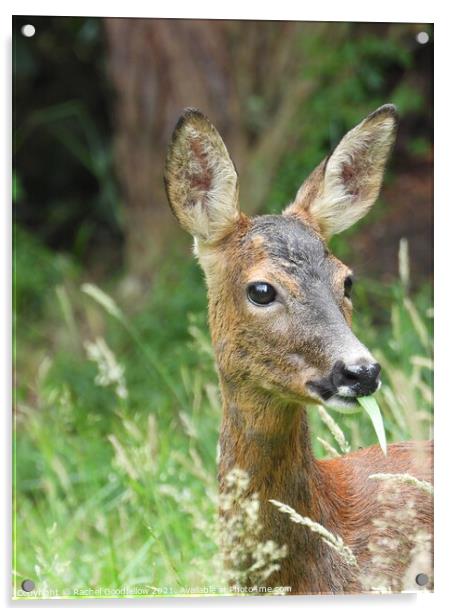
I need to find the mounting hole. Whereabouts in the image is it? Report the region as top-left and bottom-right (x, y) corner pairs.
(21, 24), (35, 38)
(21, 579), (35, 592)
(416, 32), (429, 45)
(415, 573), (429, 587)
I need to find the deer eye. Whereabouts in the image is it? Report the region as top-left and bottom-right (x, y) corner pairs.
(247, 282), (277, 306)
(344, 275), (354, 299)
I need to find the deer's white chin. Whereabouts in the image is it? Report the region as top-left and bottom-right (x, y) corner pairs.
(324, 395), (362, 415)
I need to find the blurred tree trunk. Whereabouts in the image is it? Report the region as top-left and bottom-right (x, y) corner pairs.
(104, 18), (320, 284)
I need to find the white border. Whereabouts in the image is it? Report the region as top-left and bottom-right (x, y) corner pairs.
(2, 2), (450, 614)
(2, 0), (440, 21)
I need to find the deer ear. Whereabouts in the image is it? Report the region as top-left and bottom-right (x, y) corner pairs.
(164, 108), (240, 244)
(284, 104), (398, 238)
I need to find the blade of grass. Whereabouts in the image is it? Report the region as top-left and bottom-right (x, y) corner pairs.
(357, 396), (387, 455)
(81, 283), (186, 408)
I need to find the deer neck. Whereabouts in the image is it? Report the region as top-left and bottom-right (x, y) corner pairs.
(217, 381), (352, 592)
(218, 381), (331, 520)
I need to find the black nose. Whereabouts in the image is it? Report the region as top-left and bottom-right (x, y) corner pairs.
(331, 361), (381, 396)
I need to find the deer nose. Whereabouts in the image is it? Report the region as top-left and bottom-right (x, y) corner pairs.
(331, 361), (381, 397)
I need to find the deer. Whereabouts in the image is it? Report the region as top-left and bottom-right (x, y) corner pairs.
(164, 104), (433, 594)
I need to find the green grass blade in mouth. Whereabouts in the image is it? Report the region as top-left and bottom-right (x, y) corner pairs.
(357, 396), (387, 456)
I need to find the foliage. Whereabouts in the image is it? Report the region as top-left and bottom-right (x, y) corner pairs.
(13, 229), (432, 597)
(13, 16), (121, 264)
(265, 25), (432, 216)
(13, 18), (432, 279)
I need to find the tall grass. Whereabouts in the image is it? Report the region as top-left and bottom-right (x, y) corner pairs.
(13, 240), (433, 598)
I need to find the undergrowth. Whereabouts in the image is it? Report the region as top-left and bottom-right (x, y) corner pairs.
(13, 237), (433, 598)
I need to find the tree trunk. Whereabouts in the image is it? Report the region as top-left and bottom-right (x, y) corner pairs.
(104, 18), (319, 284)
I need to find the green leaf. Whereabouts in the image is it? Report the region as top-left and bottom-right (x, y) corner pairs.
(357, 396), (387, 455)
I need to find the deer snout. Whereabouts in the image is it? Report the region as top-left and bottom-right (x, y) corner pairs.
(331, 360), (381, 397)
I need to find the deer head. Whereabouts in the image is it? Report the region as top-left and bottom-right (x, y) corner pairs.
(164, 105), (398, 412)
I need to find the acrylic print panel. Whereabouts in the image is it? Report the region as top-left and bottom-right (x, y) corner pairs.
(13, 15), (433, 599)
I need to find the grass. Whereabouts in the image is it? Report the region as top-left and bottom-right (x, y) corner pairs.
(12, 234), (433, 599)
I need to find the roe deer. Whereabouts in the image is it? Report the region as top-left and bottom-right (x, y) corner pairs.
(164, 105), (433, 594)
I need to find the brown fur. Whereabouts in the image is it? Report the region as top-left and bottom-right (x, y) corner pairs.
(218, 387), (432, 594)
(164, 105), (433, 594)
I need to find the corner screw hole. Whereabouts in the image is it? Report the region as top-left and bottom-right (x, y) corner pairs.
(21, 24), (36, 38)
(415, 573), (429, 587)
(416, 32), (429, 45)
(21, 579), (35, 592)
